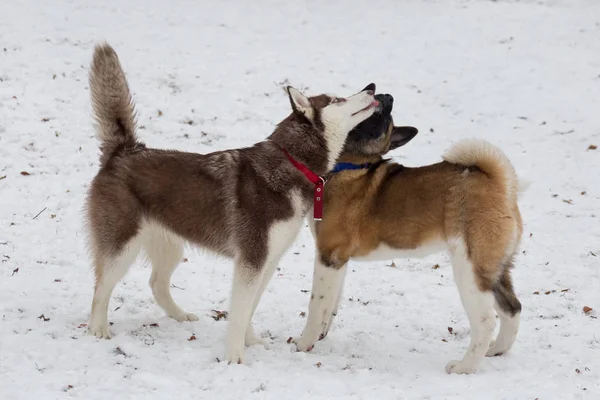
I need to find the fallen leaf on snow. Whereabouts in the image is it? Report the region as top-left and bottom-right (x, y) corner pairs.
(20, 171), (31, 176)
(588, 144), (597, 150)
(315, 362), (322, 368)
(299, 311), (306, 317)
(113, 346), (128, 357)
(188, 335), (197, 341)
(432, 264), (440, 269)
(38, 314), (50, 322)
(583, 306), (593, 314)
(211, 310), (228, 321)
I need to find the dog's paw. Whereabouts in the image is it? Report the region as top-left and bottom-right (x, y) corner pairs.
(445, 360), (477, 375)
(291, 336), (315, 352)
(245, 332), (268, 347)
(224, 347), (245, 365)
(485, 340), (506, 357)
(170, 312), (199, 322)
(89, 324), (112, 339)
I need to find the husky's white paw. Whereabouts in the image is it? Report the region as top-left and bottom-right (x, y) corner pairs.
(445, 359), (478, 375)
(486, 339), (507, 357)
(89, 324), (112, 339)
(245, 330), (268, 347)
(170, 312), (199, 322)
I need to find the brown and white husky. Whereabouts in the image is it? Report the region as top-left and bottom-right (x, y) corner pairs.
(85, 42), (379, 363)
(293, 92), (527, 374)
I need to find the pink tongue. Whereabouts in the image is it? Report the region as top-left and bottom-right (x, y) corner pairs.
(371, 100), (379, 107)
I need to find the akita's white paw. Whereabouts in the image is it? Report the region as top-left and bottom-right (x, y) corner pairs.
(291, 336), (316, 352)
(445, 359), (478, 375)
(89, 324), (112, 339)
(170, 312), (199, 322)
(224, 345), (245, 365)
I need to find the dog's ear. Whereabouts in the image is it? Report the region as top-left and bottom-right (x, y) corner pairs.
(287, 86), (313, 119)
(390, 126), (418, 150)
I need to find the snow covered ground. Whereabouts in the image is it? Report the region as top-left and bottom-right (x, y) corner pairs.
(1, 0), (599, 398)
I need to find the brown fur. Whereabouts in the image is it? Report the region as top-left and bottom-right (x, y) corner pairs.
(318, 156), (523, 295)
(84, 42), (377, 364)
(295, 94), (525, 373)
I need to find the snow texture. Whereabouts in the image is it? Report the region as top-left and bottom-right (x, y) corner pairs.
(1, 0), (599, 399)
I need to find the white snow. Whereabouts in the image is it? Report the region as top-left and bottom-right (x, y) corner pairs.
(1, 0), (599, 398)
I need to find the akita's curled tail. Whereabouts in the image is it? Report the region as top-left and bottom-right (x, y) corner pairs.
(89, 43), (139, 167)
(443, 139), (523, 202)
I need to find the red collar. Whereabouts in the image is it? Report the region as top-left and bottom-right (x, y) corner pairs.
(279, 147), (327, 220)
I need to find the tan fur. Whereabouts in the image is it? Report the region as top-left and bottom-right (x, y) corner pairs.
(295, 100), (525, 373)
(318, 143), (522, 292)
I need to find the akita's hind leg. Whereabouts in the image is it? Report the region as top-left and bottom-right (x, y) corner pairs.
(144, 224), (198, 322)
(487, 265), (521, 356)
(446, 240), (496, 374)
(89, 239), (142, 339)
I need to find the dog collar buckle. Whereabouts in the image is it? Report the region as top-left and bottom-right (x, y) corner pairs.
(278, 146), (327, 221)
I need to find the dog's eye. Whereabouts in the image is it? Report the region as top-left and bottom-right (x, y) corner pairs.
(331, 98), (346, 104)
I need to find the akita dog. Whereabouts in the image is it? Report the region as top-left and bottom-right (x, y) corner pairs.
(85, 43), (379, 363)
(293, 93), (525, 374)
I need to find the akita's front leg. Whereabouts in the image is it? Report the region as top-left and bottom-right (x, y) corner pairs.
(293, 250), (347, 352)
(320, 266), (347, 340)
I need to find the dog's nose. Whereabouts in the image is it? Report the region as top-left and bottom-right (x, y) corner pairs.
(362, 83), (376, 96)
(373, 93), (394, 114)
(375, 93), (393, 106)
(382, 94), (393, 106)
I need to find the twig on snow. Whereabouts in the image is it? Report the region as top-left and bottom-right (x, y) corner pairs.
(32, 207), (47, 220)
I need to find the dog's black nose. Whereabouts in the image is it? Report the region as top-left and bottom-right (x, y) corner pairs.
(374, 93), (394, 114)
(362, 83), (376, 96)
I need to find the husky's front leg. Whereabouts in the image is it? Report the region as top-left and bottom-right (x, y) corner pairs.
(294, 250), (347, 352)
(225, 260), (265, 364)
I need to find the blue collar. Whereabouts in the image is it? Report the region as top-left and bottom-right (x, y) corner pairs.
(331, 162), (372, 174)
